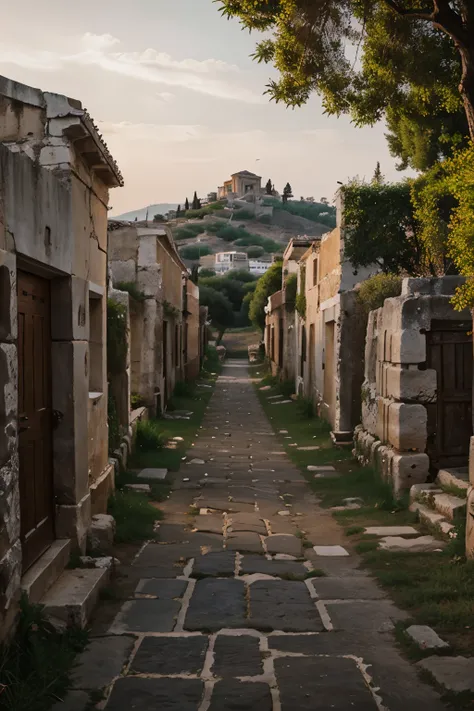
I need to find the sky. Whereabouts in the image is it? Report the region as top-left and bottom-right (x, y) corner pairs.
(1, 0), (414, 215)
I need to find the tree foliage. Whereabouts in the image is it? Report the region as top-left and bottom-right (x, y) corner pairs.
(342, 181), (432, 275)
(248, 261), (283, 332)
(218, 0), (474, 151)
(198, 285), (234, 339)
(357, 273), (403, 313)
(282, 182), (293, 203)
(191, 191), (201, 210)
(411, 143), (474, 309)
(179, 244), (212, 260)
(265, 178), (273, 195)
(284, 272), (297, 311)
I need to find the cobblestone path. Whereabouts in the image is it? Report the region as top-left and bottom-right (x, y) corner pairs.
(69, 361), (448, 710)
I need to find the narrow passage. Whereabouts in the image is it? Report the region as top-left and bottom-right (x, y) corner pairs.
(73, 360), (447, 710)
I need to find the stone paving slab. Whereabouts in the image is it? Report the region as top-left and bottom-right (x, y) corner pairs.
(325, 600), (409, 632)
(212, 634), (263, 677)
(51, 691), (89, 711)
(137, 468), (169, 481)
(265, 533), (303, 557)
(227, 512), (267, 534)
(249, 580), (324, 632)
(275, 656), (378, 710)
(226, 531), (263, 553)
(309, 576), (387, 600)
(130, 636), (208, 675)
(313, 545), (349, 557)
(135, 578), (188, 598)
(417, 655), (474, 692)
(71, 636), (135, 690)
(184, 579), (247, 631)
(110, 599), (181, 633)
(105, 677), (204, 710)
(191, 551), (236, 578)
(240, 555), (308, 580)
(208, 680), (272, 710)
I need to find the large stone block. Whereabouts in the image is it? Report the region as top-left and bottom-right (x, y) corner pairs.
(88, 514), (115, 554)
(390, 329), (426, 364)
(391, 452), (429, 494)
(137, 265), (161, 297)
(51, 276), (88, 341)
(385, 365), (437, 403)
(110, 260), (136, 285)
(56, 493), (91, 552)
(0, 344), (17, 470)
(51, 341), (89, 504)
(388, 402), (427, 451)
(0, 540), (22, 642)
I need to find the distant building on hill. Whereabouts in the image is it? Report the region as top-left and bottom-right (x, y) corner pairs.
(249, 255), (274, 276)
(217, 170), (262, 200)
(215, 251), (249, 274)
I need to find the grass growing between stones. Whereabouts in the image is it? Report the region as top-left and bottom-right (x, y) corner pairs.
(0, 597), (88, 711)
(108, 489), (163, 543)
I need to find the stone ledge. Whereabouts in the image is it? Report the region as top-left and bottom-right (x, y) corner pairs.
(41, 567), (109, 628)
(21, 539), (71, 604)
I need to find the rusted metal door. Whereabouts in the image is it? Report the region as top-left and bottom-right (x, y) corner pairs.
(18, 271), (54, 571)
(426, 319), (473, 470)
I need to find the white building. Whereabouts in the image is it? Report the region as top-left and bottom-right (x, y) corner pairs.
(215, 251), (249, 274)
(249, 257), (274, 276)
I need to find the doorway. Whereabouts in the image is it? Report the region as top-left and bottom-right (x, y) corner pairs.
(324, 321), (336, 424)
(426, 320), (473, 470)
(17, 271), (54, 571)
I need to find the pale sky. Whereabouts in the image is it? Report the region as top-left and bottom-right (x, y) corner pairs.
(1, 0), (413, 215)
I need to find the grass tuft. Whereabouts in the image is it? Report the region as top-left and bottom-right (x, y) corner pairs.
(108, 490), (162, 543)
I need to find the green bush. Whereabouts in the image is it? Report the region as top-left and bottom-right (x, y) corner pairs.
(357, 273), (403, 313)
(184, 208), (212, 219)
(174, 380), (195, 398)
(233, 209), (254, 220)
(107, 299), (128, 377)
(295, 293), (306, 319)
(247, 246), (265, 258)
(257, 214), (272, 224)
(264, 197), (336, 227)
(199, 267), (216, 277)
(135, 419), (166, 451)
(108, 490), (161, 543)
(173, 223), (206, 240)
(179, 244), (211, 260)
(285, 273), (297, 311)
(296, 395), (314, 418)
(131, 393), (146, 409)
(0, 596), (88, 711)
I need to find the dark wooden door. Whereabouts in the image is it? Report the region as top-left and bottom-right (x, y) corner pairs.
(18, 271), (54, 571)
(426, 320), (473, 470)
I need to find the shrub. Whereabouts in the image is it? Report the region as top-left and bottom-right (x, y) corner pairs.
(173, 223), (206, 240)
(184, 208), (211, 219)
(257, 214), (272, 224)
(131, 393), (146, 409)
(114, 281), (146, 302)
(174, 380), (195, 398)
(179, 244), (211, 260)
(296, 395), (314, 418)
(247, 246), (265, 258)
(357, 273), (403, 313)
(107, 299), (128, 376)
(233, 209), (254, 220)
(199, 267), (216, 277)
(108, 490), (161, 543)
(285, 273), (297, 311)
(135, 419), (166, 451)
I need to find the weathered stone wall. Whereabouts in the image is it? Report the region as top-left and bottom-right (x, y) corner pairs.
(185, 280), (201, 381)
(355, 277), (470, 494)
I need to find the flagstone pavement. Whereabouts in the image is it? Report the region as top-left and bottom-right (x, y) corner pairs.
(64, 360), (448, 711)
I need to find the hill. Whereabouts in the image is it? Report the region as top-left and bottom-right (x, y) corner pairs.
(112, 203), (178, 221)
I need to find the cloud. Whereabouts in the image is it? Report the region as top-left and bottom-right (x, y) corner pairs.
(0, 33), (262, 104)
(156, 92), (175, 103)
(98, 121), (202, 143)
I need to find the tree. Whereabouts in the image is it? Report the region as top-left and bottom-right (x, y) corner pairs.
(372, 162), (384, 185)
(180, 245), (212, 260)
(192, 191), (201, 210)
(282, 183), (293, 204)
(176, 204), (182, 217)
(198, 285), (234, 341)
(218, 1), (474, 142)
(153, 213), (165, 223)
(265, 179), (273, 195)
(247, 246), (265, 258)
(199, 268), (216, 278)
(248, 261), (283, 332)
(185, 197), (190, 211)
(342, 181), (433, 275)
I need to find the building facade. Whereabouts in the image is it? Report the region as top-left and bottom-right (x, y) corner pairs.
(0, 76), (122, 639)
(218, 171), (262, 200)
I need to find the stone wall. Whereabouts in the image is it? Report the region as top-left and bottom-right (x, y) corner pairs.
(354, 277), (470, 494)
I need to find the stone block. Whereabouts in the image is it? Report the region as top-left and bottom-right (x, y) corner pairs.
(55, 492), (91, 552)
(378, 535), (443, 552)
(51, 276), (88, 341)
(21, 539), (71, 604)
(406, 625), (448, 650)
(391, 452), (429, 493)
(390, 329), (426, 364)
(51, 340), (89, 504)
(88, 513), (116, 553)
(0, 540), (21, 642)
(385, 365), (437, 403)
(432, 492), (466, 521)
(110, 259), (136, 285)
(264, 534), (302, 557)
(41, 567), (109, 628)
(387, 403), (427, 451)
(417, 656), (474, 693)
(71, 636), (135, 690)
(90, 462), (115, 516)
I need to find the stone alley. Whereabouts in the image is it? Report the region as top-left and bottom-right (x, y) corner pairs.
(64, 361), (448, 711)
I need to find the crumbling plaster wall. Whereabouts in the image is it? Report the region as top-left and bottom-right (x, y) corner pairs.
(355, 277), (470, 494)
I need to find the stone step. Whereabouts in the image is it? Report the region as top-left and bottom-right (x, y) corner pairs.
(40, 567), (109, 628)
(410, 502), (455, 537)
(436, 468), (469, 498)
(409, 482), (440, 503)
(21, 539), (71, 604)
(412, 485), (465, 520)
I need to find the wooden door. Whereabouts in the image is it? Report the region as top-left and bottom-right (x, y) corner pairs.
(17, 271), (54, 571)
(426, 320), (473, 470)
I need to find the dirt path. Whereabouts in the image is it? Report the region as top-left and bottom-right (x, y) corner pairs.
(64, 360), (447, 710)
